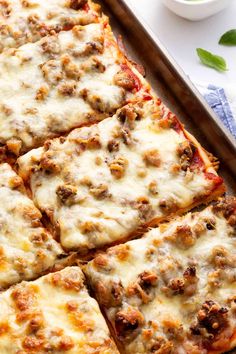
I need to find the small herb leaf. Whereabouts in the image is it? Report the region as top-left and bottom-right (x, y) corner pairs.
(219, 29), (236, 46)
(196, 48), (227, 72)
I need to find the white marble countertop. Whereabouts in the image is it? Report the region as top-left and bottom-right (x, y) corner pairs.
(124, 0), (236, 87)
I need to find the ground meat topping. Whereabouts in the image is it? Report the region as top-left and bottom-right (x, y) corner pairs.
(159, 197), (178, 214)
(55, 336), (75, 351)
(167, 278), (185, 295)
(79, 221), (103, 238)
(134, 197), (154, 222)
(204, 217), (216, 230)
(107, 139), (119, 152)
(173, 225), (196, 249)
(162, 264), (199, 297)
(150, 340), (174, 354)
(40, 60), (63, 85)
(1, 103), (13, 116)
(96, 280), (124, 308)
(57, 81), (77, 96)
(192, 221), (206, 237)
(73, 35), (104, 56)
(6, 138), (22, 156)
(61, 55), (81, 80)
(91, 57), (106, 73)
(22, 206), (42, 228)
(92, 254), (111, 272)
(117, 104), (140, 129)
(56, 184), (77, 204)
(28, 314), (44, 332)
(40, 152), (60, 173)
(108, 244), (130, 261)
(213, 197), (236, 221)
(121, 127), (134, 146)
(109, 156), (128, 179)
(143, 149), (161, 167)
(22, 337), (43, 350)
(208, 246), (235, 268)
(11, 286), (36, 312)
(139, 271), (158, 288)
(190, 301), (229, 338)
(148, 180), (158, 195)
(89, 184), (110, 200)
(35, 85), (49, 101)
(177, 140), (195, 171)
(75, 133), (102, 150)
(183, 266), (198, 296)
(162, 318), (185, 342)
(69, 0), (88, 10)
(115, 307), (144, 340)
(0, 0), (12, 18)
(9, 174), (24, 190)
(127, 271), (158, 303)
(49, 270), (83, 292)
(41, 36), (61, 56)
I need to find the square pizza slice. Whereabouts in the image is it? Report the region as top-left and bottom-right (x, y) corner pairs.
(0, 162), (63, 289)
(0, 0), (101, 52)
(18, 99), (225, 253)
(0, 266), (119, 353)
(85, 197), (236, 354)
(0, 16), (150, 155)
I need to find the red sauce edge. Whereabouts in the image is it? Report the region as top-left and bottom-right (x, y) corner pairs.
(171, 115), (183, 134)
(190, 150), (205, 171)
(121, 63), (142, 92)
(83, 3), (90, 12)
(143, 92), (153, 101)
(205, 172), (224, 190)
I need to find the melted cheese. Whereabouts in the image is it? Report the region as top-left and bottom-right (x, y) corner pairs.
(0, 163), (63, 289)
(18, 100), (223, 252)
(0, 0), (100, 52)
(0, 19), (148, 153)
(85, 199), (236, 354)
(0, 266), (119, 353)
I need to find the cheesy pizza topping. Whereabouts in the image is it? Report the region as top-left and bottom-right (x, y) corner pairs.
(0, 18), (148, 154)
(0, 266), (119, 353)
(85, 197), (236, 354)
(0, 163), (63, 289)
(0, 0), (101, 52)
(18, 99), (224, 252)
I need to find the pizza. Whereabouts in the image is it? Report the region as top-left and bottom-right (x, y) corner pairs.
(17, 99), (225, 253)
(85, 197), (236, 354)
(0, 17), (149, 155)
(0, 1), (234, 353)
(0, 162), (63, 289)
(0, 0), (101, 52)
(0, 266), (119, 353)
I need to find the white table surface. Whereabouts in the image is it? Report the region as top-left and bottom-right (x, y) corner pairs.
(124, 0), (236, 87)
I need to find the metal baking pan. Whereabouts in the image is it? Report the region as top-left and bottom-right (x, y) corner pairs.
(101, 0), (236, 198)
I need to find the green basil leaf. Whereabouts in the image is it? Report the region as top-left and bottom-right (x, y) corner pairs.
(196, 48), (227, 72)
(219, 29), (236, 46)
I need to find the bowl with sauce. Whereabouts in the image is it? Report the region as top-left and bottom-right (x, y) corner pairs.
(162, 0), (231, 21)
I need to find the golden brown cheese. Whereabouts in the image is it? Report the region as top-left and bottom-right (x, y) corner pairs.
(85, 197), (236, 354)
(0, 163), (63, 289)
(0, 266), (119, 353)
(0, 0), (101, 52)
(0, 17), (149, 154)
(17, 100), (224, 253)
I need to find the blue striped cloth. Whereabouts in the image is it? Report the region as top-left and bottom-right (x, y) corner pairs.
(198, 84), (236, 140)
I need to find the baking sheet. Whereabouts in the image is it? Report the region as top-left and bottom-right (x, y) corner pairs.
(101, 0), (236, 198)
(98, 1), (236, 352)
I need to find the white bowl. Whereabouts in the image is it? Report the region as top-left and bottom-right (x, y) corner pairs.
(162, 0), (231, 21)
